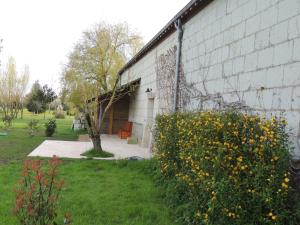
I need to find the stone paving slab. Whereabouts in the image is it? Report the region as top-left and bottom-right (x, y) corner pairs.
(28, 135), (152, 160)
(78, 134), (91, 142)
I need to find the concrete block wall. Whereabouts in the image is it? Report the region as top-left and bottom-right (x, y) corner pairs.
(119, 0), (300, 152)
(181, 0), (300, 155)
(120, 33), (177, 147)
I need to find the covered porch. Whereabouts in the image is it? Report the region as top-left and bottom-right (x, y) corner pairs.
(99, 79), (140, 139)
(101, 95), (131, 136)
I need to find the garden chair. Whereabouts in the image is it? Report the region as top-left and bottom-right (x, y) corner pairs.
(118, 122), (133, 139)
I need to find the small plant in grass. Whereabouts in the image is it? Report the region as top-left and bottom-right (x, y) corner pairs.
(45, 119), (56, 137)
(81, 148), (114, 158)
(28, 119), (39, 137)
(2, 115), (13, 129)
(54, 111), (65, 119)
(14, 156), (70, 225)
(63, 213), (72, 224)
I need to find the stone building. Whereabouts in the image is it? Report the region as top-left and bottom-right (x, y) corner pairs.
(102, 0), (300, 155)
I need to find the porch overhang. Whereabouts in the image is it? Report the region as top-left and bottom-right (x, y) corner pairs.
(98, 78), (141, 103)
(86, 78), (141, 104)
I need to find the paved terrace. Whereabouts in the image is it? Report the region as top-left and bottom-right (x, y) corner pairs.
(28, 135), (152, 160)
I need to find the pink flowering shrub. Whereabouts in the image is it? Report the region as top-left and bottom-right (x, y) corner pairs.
(14, 156), (71, 225)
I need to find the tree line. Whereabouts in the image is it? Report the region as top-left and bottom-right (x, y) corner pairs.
(0, 41), (57, 124)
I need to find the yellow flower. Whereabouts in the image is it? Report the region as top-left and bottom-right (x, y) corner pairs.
(228, 212), (236, 219)
(249, 139), (255, 144)
(281, 182), (288, 189)
(281, 118), (288, 125)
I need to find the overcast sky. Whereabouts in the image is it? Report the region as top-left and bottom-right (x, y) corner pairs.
(0, 0), (189, 93)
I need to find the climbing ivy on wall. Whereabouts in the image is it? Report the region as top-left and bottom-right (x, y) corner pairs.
(155, 46), (201, 113)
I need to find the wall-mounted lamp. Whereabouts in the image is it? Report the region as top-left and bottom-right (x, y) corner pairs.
(146, 88), (155, 99)
(145, 88), (152, 93)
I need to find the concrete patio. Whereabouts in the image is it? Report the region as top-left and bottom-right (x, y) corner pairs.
(28, 135), (152, 160)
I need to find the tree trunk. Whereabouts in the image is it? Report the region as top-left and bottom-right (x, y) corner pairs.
(85, 112), (103, 152)
(91, 135), (103, 151)
(21, 107), (24, 119)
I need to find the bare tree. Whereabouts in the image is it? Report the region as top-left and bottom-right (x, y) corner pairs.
(0, 39), (2, 68)
(0, 57), (29, 120)
(17, 65), (30, 119)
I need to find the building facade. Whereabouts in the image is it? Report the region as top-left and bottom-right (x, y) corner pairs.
(114, 0), (300, 155)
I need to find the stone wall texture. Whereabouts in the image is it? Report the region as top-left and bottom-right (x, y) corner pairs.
(120, 0), (300, 153)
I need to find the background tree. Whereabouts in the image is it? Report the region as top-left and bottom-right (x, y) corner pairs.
(0, 39), (2, 68)
(41, 84), (57, 118)
(18, 65), (30, 119)
(0, 57), (29, 121)
(61, 22), (143, 151)
(26, 81), (44, 114)
(26, 81), (57, 117)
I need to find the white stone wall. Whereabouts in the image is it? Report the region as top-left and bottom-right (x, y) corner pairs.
(120, 0), (300, 153)
(120, 33), (177, 147)
(181, 0), (300, 155)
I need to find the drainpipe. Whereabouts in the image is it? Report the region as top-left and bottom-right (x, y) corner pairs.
(174, 19), (183, 112)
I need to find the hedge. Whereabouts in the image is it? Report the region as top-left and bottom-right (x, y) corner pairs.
(154, 111), (300, 225)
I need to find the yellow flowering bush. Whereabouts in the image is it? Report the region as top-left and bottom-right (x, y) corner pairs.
(155, 111), (299, 225)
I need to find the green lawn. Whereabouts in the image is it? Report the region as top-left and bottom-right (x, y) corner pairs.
(0, 111), (174, 225)
(0, 111), (81, 162)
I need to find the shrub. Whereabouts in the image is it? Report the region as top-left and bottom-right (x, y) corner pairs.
(26, 100), (44, 114)
(155, 111), (299, 225)
(28, 119), (39, 137)
(54, 111), (65, 119)
(45, 119), (56, 137)
(2, 115), (13, 128)
(13, 156), (68, 225)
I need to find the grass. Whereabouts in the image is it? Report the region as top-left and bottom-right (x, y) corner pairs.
(0, 110), (174, 225)
(0, 110), (84, 163)
(0, 160), (173, 225)
(81, 149), (114, 158)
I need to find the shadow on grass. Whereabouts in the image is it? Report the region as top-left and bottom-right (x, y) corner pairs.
(81, 149), (114, 158)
